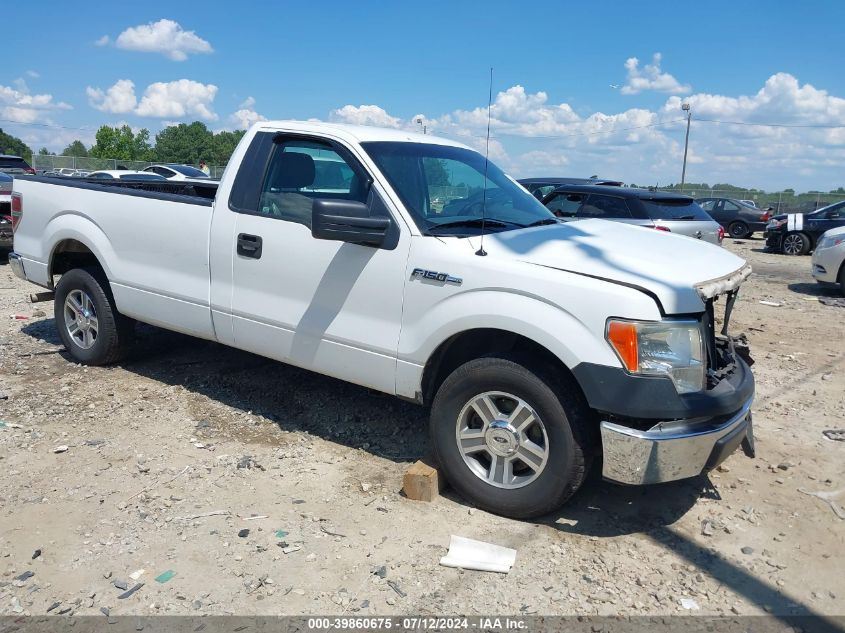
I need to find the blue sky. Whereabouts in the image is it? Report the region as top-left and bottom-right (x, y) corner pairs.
(5, 0), (845, 191)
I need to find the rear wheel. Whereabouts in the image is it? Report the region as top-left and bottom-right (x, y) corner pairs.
(782, 232), (810, 256)
(54, 268), (134, 365)
(728, 221), (750, 239)
(430, 355), (593, 519)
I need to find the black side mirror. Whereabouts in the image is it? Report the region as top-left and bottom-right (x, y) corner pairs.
(312, 199), (393, 248)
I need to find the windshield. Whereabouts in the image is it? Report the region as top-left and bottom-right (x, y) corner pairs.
(169, 164), (209, 177)
(362, 142), (554, 235)
(641, 198), (713, 221)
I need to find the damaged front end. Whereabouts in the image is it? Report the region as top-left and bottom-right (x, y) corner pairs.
(599, 265), (756, 486)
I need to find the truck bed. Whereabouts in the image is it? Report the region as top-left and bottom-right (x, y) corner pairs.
(21, 174), (218, 203)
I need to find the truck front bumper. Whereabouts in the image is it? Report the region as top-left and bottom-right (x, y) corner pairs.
(599, 397), (754, 485)
(8, 251), (26, 280)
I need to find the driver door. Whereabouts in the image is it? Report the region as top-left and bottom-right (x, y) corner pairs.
(225, 133), (410, 394)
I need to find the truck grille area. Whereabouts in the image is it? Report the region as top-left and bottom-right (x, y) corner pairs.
(703, 293), (751, 389)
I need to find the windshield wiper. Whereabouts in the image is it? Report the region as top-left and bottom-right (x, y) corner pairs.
(524, 218), (560, 227)
(425, 218), (514, 232)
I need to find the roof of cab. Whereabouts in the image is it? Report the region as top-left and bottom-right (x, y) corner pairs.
(253, 120), (471, 149)
(548, 184), (694, 200)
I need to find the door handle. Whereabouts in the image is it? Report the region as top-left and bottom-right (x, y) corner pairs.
(237, 233), (263, 259)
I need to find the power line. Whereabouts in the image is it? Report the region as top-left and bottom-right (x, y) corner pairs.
(0, 118), (95, 132)
(491, 118), (688, 140)
(695, 118), (845, 129)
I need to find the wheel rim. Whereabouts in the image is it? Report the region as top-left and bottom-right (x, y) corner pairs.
(63, 289), (98, 349)
(730, 224), (746, 237)
(783, 234), (803, 255)
(455, 391), (549, 489)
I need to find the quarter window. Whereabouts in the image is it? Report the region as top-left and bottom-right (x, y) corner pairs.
(579, 194), (632, 219)
(545, 193), (584, 217)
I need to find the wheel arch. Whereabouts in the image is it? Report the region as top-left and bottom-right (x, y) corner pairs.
(420, 328), (586, 408)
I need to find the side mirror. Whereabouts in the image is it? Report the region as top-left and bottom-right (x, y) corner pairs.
(312, 199), (393, 248)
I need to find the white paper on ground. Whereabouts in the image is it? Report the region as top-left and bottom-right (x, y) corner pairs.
(439, 535), (517, 573)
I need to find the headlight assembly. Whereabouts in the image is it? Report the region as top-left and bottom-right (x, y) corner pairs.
(606, 319), (705, 394)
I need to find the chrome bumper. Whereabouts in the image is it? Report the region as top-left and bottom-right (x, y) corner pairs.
(8, 252), (26, 280)
(600, 397), (754, 485)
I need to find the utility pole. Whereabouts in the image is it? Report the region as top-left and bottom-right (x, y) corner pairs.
(416, 118), (426, 134)
(680, 103), (691, 189)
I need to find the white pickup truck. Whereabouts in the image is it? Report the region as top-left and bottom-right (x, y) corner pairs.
(8, 121), (755, 518)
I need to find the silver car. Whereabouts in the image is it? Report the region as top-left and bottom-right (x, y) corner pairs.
(812, 226), (845, 294)
(541, 185), (724, 245)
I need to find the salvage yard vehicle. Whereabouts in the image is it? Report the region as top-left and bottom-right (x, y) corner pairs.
(517, 177), (624, 200)
(696, 197), (771, 239)
(765, 200), (845, 255)
(8, 121), (755, 519)
(0, 172), (12, 248)
(812, 226), (845, 294)
(541, 185), (724, 244)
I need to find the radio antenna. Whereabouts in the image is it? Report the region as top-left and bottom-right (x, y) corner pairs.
(475, 66), (493, 257)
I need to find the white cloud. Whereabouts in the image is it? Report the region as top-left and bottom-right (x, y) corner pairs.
(621, 53), (691, 95)
(25, 70), (39, 79)
(0, 82), (71, 125)
(327, 73), (845, 191)
(86, 79), (137, 114)
(238, 96), (256, 109)
(135, 79), (218, 120)
(330, 104), (402, 128)
(103, 19), (212, 61)
(87, 78), (218, 121)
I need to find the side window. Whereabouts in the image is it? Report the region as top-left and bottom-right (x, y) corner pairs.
(252, 138), (368, 228)
(579, 194), (632, 219)
(545, 192), (583, 217)
(826, 203), (845, 219)
(154, 167), (172, 177)
(534, 184), (557, 199)
(698, 199), (716, 212)
(724, 201), (741, 212)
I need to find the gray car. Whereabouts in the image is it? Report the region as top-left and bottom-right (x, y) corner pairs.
(541, 185), (724, 245)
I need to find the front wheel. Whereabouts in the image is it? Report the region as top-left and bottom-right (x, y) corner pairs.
(430, 356), (593, 519)
(54, 268), (134, 365)
(782, 232), (810, 256)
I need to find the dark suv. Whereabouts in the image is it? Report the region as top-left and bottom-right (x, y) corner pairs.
(519, 177), (623, 200)
(541, 185), (723, 244)
(695, 198), (771, 239)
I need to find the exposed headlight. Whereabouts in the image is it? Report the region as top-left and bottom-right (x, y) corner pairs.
(606, 319), (705, 394)
(817, 235), (843, 250)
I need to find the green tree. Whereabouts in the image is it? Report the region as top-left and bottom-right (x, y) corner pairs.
(209, 130), (246, 165)
(423, 158), (450, 186)
(62, 140), (89, 157)
(37, 147), (55, 155)
(154, 122), (214, 164)
(0, 128), (33, 162)
(90, 125), (153, 161)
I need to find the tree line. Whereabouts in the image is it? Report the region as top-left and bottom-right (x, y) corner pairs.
(2, 122), (246, 167)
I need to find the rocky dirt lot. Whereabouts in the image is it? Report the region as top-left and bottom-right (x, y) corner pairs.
(0, 239), (843, 620)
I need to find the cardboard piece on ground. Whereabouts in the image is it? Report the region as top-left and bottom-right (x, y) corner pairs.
(439, 535), (516, 573)
(402, 459), (443, 502)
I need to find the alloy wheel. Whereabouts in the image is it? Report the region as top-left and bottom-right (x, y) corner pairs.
(63, 289), (99, 349)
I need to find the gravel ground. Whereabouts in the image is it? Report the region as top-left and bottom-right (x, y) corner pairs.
(0, 238), (843, 619)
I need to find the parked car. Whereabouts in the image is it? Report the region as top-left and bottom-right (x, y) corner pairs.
(765, 200), (845, 255)
(740, 200), (757, 208)
(518, 177), (624, 200)
(0, 172), (12, 248)
(695, 198), (771, 239)
(812, 226), (845, 294)
(143, 164), (211, 181)
(87, 170), (168, 181)
(8, 120), (755, 519)
(0, 155), (35, 176)
(541, 185), (724, 245)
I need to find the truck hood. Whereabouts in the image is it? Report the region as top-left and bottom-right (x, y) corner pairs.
(475, 219), (750, 314)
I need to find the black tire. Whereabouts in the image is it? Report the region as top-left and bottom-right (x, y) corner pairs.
(728, 221), (750, 239)
(430, 355), (593, 519)
(839, 263), (845, 296)
(54, 268), (134, 365)
(781, 232), (810, 256)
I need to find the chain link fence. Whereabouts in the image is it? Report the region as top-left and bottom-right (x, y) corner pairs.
(654, 188), (845, 214)
(31, 155), (226, 179)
